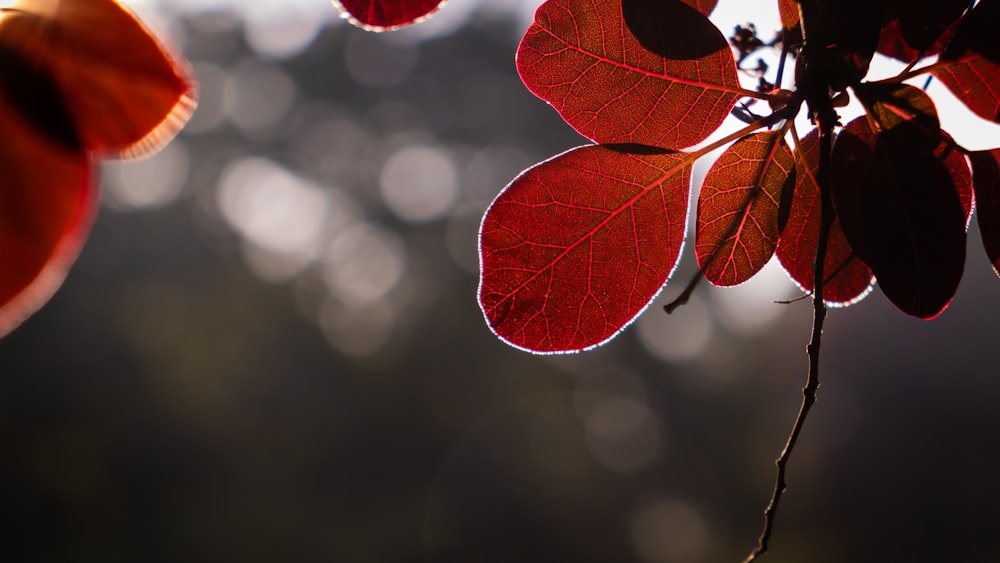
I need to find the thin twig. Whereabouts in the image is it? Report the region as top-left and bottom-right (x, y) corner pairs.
(743, 112), (835, 563)
(663, 272), (702, 313)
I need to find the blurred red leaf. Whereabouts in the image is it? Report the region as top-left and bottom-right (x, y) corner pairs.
(776, 129), (874, 306)
(696, 130), (795, 287)
(479, 144), (693, 353)
(0, 90), (93, 338)
(0, 0), (196, 338)
(0, 0), (196, 158)
(932, 0), (1000, 123)
(969, 149), (1000, 276)
(516, 0), (742, 149)
(831, 117), (967, 319)
(333, 0), (445, 31)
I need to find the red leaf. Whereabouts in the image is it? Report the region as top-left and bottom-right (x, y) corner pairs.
(932, 0), (1000, 123)
(0, 0), (197, 158)
(777, 0), (800, 31)
(680, 0), (717, 16)
(0, 92), (94, 338)
(831, 117), (967, 319)
(479, 145), (693, 353)
(696, 130), (796, 287)
(776, 129), (874, 306)
(969, 149), (1000, 276)
(333, 0), (445, 31)
(516, 0), (742, 149)
(0, 0), (195, 337)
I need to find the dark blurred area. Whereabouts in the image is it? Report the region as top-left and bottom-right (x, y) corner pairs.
(1, 2), (999, 562)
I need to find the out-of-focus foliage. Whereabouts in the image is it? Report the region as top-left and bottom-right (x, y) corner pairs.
(1, 2), (999, 562)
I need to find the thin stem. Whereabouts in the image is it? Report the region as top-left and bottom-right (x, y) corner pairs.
(663, 273), (702, 313)
(743, 108), (835, 563)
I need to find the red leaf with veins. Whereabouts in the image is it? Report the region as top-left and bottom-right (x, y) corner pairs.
(516, 0), (742, 149)
(933, 0), (1000, 123)
(333, 0), (445, 31)
(696, 130), (796, 287)
(777, 129), (874, 306)
(969, 149), (1000, 276)
(479, 144), (692, 353)
(831, 117), (966, 319)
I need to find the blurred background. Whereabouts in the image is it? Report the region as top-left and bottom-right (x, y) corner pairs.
(2, 0), (1000, 561)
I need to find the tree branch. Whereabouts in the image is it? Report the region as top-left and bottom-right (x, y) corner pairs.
(743, 110), (835, 563)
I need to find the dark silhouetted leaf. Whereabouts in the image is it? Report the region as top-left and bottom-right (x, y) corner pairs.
(0, 0), (197, 158)
(777, 129), (874, 306)
(333, 0), (445, 31)
(795, 0), (883, 91)
(622, 0), (728, 60)
(479, 144), (693, 353)
(933, 0), (1000, 122)
(936, 133), (974, 224)
(969, 149), (1000, 276)
(696, 130), (796, 287)
(883, 0), (972, 55)
(517, 0), (742, 149)
(0, 94), (93, 338)
(831, 117), (966, 319)
(854, 82), (940, 152)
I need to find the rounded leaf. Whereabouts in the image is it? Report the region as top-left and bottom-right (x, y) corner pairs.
(0, 0), (197, 158)
(696, 130), (796, 287)
(333, 0), (446, 31)
(479, 144), (694, 353)
(969, 149), (1000, 276)
(516, 0), (741, 149)
(0, 92), (94, 338)
(831, 117), (967, 319)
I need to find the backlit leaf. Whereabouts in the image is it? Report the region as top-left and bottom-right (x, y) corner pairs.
(333, 0), (445, 31)
(0, 87), (93, 338)
(933, 0), (1000, 123)
(479, 144), (693, 353)
(696, 130), (796, 287)
(776, 129), (874, 306)
(0, 0), (197, 158)
(516, 0), (742, 149)
(831, 117), (966, 319)
(969, 149), (1000, 276)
